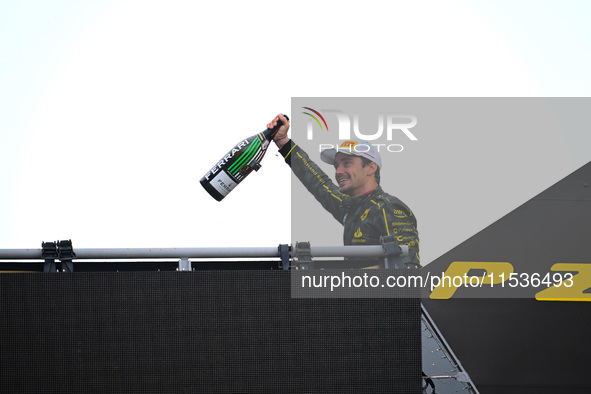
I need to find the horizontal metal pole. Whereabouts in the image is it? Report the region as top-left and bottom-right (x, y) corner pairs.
(311, 245), (408, 258)
(0, 244), (407, 261)
(0, 249), (43, 259)
(75, 247), (281, 259)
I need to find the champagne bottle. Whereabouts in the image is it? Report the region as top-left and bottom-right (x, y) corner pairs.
(200, 115), (289, 201)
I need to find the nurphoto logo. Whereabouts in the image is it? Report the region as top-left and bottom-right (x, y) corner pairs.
(302, 107), (418, 153)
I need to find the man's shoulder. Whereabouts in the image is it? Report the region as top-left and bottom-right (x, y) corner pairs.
(370, 188), (408, 207)
(369, 189), (415, 216)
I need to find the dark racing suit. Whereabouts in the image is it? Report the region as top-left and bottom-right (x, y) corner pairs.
(279, 140), (420, 266)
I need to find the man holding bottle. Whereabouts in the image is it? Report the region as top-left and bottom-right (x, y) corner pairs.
(267, 114), (420, 266)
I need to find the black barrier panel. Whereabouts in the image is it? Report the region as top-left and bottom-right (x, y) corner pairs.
(0, 271), (421, 393)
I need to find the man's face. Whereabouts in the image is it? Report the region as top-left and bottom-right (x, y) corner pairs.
(333, 153), (376, 197)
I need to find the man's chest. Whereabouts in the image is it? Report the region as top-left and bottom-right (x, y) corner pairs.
(342, 205), (382, 245)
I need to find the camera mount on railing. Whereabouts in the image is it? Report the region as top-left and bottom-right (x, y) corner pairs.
(381, 235), (416, 269)
(41, 241), (58, 273)
(42, 240), (76, 272)
(293, 241), (313, 270)
(278, 244), (291, 270)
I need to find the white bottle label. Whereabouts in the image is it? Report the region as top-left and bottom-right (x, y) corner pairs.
(211, 170), (238, 197)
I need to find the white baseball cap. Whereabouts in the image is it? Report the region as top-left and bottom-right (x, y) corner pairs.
(320, 140), (382, 168)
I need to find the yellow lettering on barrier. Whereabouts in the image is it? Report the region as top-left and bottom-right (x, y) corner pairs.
(429, 261), (514, 299)
(535, 263), (591, 302)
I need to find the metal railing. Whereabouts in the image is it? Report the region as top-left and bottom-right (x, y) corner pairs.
(0, 245), (405, 260)
(0, 238), (411, 272)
